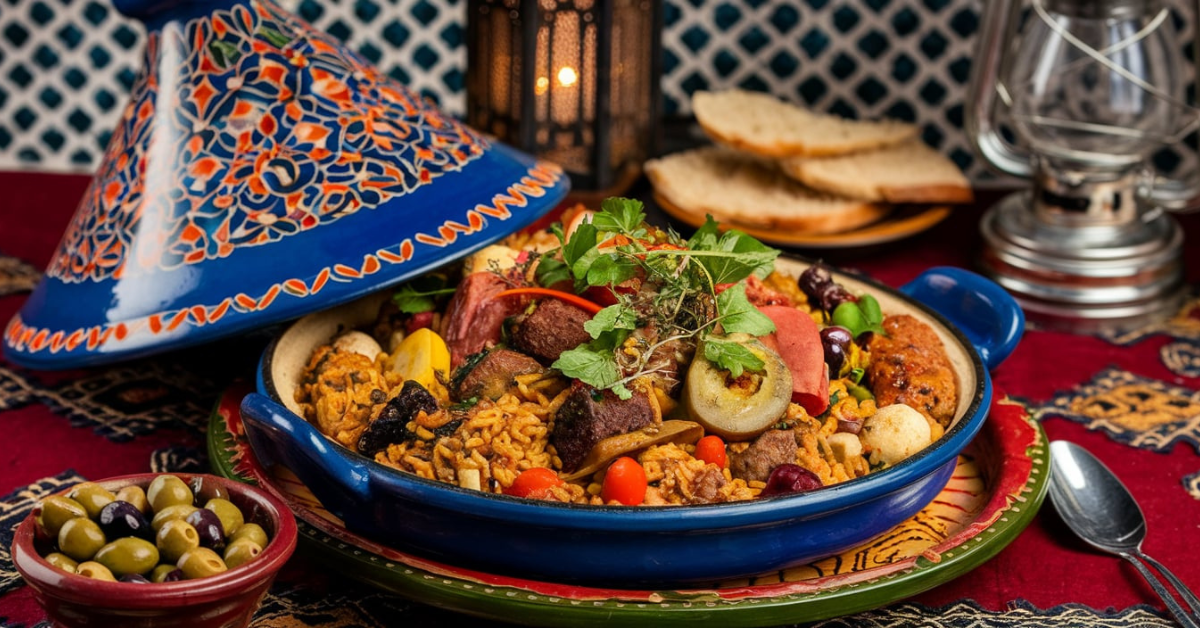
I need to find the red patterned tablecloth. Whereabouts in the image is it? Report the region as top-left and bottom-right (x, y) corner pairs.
(1, 171), (1198, 627)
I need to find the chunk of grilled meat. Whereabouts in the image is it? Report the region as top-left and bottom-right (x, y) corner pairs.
(866, 314), (958, 427)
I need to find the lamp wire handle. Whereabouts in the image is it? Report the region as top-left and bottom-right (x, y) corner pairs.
(1002, 0), (1200, 146)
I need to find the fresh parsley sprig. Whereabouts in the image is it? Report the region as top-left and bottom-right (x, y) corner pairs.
(540, 199), (781, 398)
(392, 276), (456, 313)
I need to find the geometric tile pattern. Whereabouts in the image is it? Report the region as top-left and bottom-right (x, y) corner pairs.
(0, 0), (1196, 181)
(660, 0), (1198, 180)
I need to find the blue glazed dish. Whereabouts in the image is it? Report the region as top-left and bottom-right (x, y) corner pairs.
(239, 260), (1024, 586)
(4, 0), (569, 369)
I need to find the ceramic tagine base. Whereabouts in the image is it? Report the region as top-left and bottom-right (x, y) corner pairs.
(4, 0), (569, 369)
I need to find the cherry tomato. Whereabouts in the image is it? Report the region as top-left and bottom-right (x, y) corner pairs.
(504, 468), (563, 498)
(694, 435), (727, 468)
(601, 457), (648, 506)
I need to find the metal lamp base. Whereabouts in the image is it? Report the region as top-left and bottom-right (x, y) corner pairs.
(979, 190), (1185, 334)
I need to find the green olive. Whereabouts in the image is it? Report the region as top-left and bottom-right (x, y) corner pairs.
(37, 496), (88, 539)
(76, 561), (116, 581)
(94, 537), (159, 577)
(115, 485), (149, 514)
(203, 498), (243, 536)
(150, 504), (198, 533)
(222, 539), (262, 569)
(147, 476), (194, 513)
(156, 519), (200, 563)
(150, 564), (182, 583)
(44, 552), (79, 574)
(67, 483), (116, 519)
(176, 547), (227, 579)
(229, 523), (268, 549)
(58, 517), (106, 562)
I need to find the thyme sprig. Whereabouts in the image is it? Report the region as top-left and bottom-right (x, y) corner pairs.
(542, 198), (781, 398)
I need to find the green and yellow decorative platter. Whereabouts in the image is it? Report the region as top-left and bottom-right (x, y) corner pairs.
(208, 384), (1048, 627)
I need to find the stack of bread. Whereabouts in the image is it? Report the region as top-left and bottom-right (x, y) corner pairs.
(645, 89), (973, 236)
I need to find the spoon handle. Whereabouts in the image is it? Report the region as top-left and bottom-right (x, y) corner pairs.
(1137, 551), (1200, 620)
(1121, 552), (1200, 628)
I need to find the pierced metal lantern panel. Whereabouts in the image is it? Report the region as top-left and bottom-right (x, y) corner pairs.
(467, 0), (662, 193)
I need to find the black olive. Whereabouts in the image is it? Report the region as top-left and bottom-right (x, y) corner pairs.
(97, 501), (153, 542)
(798, 264), (832, 303)
(819, 326), (854, 374)
(818, 283), (857, 314)
(185, 508), (226, 552)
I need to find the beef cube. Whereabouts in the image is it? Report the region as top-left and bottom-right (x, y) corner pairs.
(728, 429), (797, 483)
(452, 348), (545, 401)
(691, 465), (729, 504)
(511, 298), (594, 364)
(551, 382), (655, 473)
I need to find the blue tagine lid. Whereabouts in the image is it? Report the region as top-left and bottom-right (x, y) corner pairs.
(4, 0), (570, 369)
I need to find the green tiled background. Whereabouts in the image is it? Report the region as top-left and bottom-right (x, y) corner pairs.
(0, 0), (1195, 180)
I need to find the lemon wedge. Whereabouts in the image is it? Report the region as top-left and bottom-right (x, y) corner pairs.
(390, 328), (450, 392)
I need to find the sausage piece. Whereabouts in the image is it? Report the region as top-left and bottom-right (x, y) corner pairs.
(866, 315), (958, 427)
(440, 273), (528, 369)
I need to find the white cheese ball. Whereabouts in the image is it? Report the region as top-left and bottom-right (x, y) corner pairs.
(332, 331), (383, 360)
(860, 404), (933, 466)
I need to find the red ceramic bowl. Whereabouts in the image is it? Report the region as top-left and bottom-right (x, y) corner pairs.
(12, 473), (298, 628)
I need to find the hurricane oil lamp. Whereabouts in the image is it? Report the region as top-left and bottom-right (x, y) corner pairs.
(465, 0), (662, 200)
(967, 0), (1200, 331)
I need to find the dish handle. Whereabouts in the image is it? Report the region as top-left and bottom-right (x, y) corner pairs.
(900, 266), (1024, 370)
(239, 392), (372, 520)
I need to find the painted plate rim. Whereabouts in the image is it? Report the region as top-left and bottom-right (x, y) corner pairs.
(209, 385), (1049, 627)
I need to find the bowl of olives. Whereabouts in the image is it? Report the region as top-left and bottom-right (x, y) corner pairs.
(11, 473), (297, 628)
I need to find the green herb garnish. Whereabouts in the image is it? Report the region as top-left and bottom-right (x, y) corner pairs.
(392, 276), (456, 314)
(703, 338), (766, 378)
(541, 199), (781, 397)
(449, 397), (480, 412)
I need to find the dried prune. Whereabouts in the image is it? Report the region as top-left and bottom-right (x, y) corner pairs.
(378, 380), (438, 423)
(356, 416), (413, 458)
(357, 380), (440, 458)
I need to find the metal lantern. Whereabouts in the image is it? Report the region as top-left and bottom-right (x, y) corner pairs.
(967, 0), (1200, 332)
(466, 0), (662, 197)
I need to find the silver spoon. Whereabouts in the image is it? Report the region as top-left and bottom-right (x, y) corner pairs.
(1048, 440), (1200, 628)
